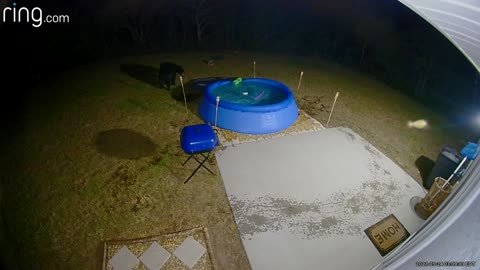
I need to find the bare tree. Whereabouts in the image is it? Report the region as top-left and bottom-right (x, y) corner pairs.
(126, 14), (147, 46)
(414, 56), (433, 98)
(99, 0), (170, 49)
(247, 1), (295, 48)
(192, 0), (212, 43)
(353, 15), (394, 66)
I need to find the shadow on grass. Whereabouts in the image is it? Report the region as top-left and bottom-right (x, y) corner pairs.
(170, 77), (233, 101)
(95, 129), (157, 159)
(120, 64), (158, 88)
(170, 77), (233, 117)
(415, 155), (435, 186)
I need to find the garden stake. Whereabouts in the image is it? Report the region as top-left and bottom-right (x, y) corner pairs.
(297, 71), (304, 94)
(215, 96), (220, 129)
(180, 75), (188, 116)
(327, 92), (339, 127)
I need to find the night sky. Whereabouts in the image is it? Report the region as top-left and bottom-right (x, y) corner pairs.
(0, 0), (479, 126)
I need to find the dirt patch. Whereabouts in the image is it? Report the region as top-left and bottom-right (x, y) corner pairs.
(120, 64), (158, 89)
(298, 95), (329, 118)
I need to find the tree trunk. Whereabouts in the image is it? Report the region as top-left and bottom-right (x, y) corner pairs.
(168, 15), (176, 47)
(414, 57), (432, 98)
(360, 40), (367, 65)
(415, 76), (427, 97)
(126, 17), (146, 48)
(182, 20), (187, 48)
(195, 14), (202, 42)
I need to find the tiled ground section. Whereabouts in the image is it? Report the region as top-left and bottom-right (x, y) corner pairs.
(103, 227), (217, 270)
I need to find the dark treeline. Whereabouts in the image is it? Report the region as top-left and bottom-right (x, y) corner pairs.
(1, 0), (479, 118)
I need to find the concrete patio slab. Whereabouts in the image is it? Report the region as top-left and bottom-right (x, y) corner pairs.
(215, 127), (426, 270)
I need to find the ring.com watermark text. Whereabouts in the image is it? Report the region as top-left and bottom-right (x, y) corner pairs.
(2, 2), (69, 28)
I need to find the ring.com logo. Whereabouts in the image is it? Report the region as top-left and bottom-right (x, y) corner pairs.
(2, 2), (69, 28)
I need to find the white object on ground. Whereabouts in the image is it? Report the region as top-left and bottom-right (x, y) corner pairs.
(407, 119), (428, 129)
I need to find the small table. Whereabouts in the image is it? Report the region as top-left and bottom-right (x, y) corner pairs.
(180, 124), (218, 183)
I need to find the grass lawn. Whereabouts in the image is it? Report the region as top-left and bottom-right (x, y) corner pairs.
(0, 51), (460, 269)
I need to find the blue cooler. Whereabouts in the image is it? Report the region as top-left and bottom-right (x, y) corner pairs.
(180, 124), (218, 153)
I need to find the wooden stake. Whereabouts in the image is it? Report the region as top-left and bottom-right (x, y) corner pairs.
(215, 96), (220, 129)
(253, 61), (256, 78)
(326, 92), (339, 128)
(297, 71), (304, 93)
(180, 75), (188, 115)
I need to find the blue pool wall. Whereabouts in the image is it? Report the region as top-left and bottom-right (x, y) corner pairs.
(198, 78), (299, 135)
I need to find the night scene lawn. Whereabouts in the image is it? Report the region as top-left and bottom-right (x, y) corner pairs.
(1, 52), (461, 269)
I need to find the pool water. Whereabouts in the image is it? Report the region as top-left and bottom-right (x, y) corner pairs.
(212, 81), (287, 105)
(199, 78), (298, 134)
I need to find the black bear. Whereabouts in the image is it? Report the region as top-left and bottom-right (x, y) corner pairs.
(158, 62), (184, 90)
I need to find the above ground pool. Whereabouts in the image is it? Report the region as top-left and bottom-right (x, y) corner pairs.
(198, 78), (298, 134)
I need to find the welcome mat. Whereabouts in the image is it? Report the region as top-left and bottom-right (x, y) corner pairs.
(102, 227), (217, 270)
(364, 214), (410, 256)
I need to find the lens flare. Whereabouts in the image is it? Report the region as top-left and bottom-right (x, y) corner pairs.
(473, 114), (480, 127)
